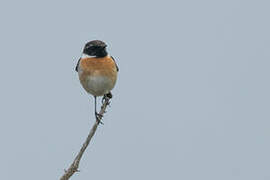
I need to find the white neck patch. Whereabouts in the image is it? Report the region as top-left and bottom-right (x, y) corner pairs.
(81, 53), (110, 59)
(81, 53), (92, 58)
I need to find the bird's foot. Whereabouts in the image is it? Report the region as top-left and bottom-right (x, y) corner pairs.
(102, 92), (113, 104)
(95, 112), (104, 124)
(105, 92), (113, 99)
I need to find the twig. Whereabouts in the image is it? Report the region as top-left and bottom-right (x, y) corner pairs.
(59, 97), (111, 180)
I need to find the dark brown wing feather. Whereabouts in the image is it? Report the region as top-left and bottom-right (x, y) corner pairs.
(111, 56), (119, 72)
(75, 58), (81, 72)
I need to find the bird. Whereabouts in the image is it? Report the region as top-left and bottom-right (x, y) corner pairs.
(75, 40), (119, 123)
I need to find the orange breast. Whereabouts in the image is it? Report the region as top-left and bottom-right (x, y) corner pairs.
(78, 56), (118, 96)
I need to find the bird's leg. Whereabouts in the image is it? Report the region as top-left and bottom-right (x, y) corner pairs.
(94, 96), (103, 124)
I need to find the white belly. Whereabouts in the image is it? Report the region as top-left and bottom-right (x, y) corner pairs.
(83, 75), (114, 96)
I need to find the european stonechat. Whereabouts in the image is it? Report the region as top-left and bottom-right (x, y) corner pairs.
(75, 40), (119, 122)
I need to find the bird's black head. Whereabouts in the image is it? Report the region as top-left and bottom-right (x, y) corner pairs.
(83, 40), (108, 57)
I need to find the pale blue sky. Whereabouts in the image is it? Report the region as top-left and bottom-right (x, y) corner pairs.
(0, 0), (270, 179)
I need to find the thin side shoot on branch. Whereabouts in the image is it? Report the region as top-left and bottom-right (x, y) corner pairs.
(59, 97), (111, 180)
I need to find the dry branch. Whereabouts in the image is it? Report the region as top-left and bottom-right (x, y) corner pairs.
(59, 97), (111, 180)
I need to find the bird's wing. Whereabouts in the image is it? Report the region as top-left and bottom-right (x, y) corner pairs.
(111, 56), (119, 72)
(75, 58), (81, 72)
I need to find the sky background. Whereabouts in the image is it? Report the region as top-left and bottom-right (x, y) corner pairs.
(0, 0), (270, 179)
